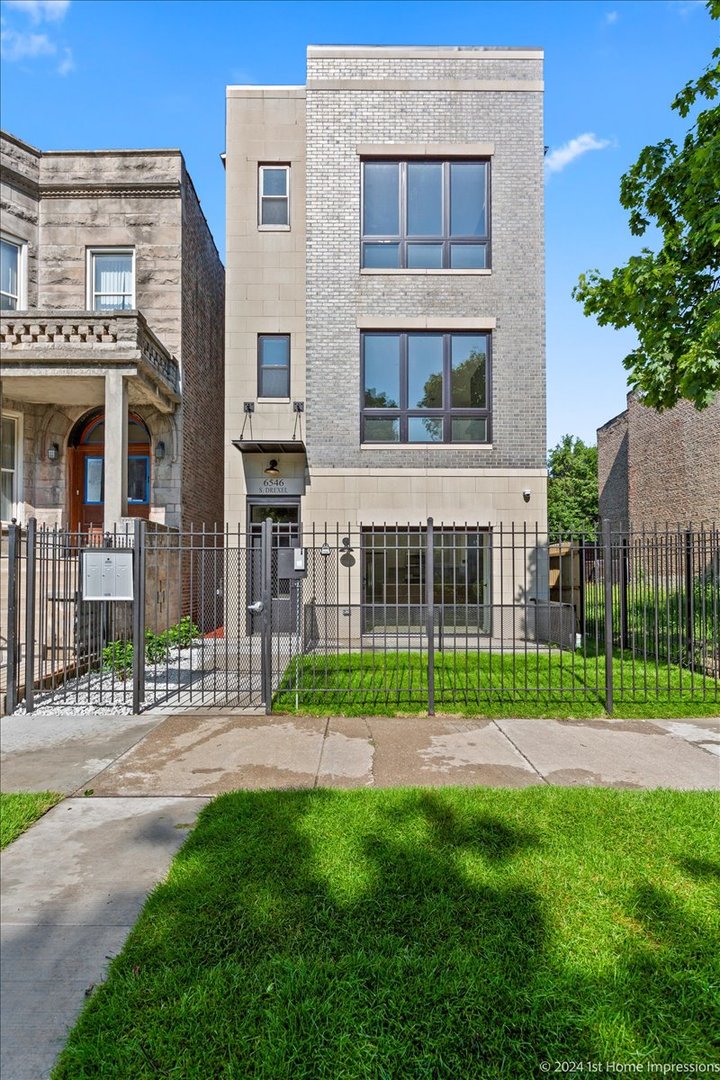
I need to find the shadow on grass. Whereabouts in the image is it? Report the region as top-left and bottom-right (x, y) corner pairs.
(53, 789), (720, 1079)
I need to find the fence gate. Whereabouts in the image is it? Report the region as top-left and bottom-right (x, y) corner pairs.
(1, 519), (307, 714)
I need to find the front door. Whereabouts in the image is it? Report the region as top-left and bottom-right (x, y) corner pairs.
(248, 501), (300, 633)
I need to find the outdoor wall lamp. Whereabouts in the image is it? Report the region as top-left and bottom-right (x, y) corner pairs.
(264, 459), (280, 477)
(319, 542), (331, 557)
(47, 443), (59, 462)
(155, 441), (166, 461)
(522, 489), (531, 503)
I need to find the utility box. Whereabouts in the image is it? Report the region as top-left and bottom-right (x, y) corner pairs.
(277, 547), (308, 579)
(81, 550), (134, 601)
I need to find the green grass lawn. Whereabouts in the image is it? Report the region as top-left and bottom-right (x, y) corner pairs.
(54, 788), (719, 1079)
(0, 791), (63, 849)
(273, 649), (720, 719)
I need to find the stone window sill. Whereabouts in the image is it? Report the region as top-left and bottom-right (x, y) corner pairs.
(258, 224), (291, 232)
(257, 397), (291, 404)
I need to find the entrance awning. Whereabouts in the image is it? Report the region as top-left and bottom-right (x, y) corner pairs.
(232, 440), (306, 454)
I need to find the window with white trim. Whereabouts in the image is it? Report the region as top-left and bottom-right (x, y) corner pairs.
(1, 236), (24, 311)
(362, 160), (489, 269)
(259, 165), (290, 227)
(88, 249), (134, 311)
(1, 413), (20, 521)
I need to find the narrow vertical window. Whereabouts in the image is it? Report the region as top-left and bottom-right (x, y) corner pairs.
(259, 166), (290, 227)
(258, 335), (291, 398)
(0, 237), (22, 311)
(1, 414), (18, 520)
(89, 250), (134, 310)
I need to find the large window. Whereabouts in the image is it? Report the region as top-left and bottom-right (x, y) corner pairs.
(258, 334), (290, 398)
(1, 413), (20, 521)
(88, 249), (134, 310)
(1, 236), (23, 311)
(259, 165), (290, 227)
(362, 331), (490, 444)
(362, 160), (489, 269)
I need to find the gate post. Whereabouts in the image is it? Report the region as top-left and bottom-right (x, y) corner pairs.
(262, 517), (273, 713)
(602, 518), (614, 715)
(426, 517), (435, 716)
(132, 518), (146, 714)
(5, 521), (20, 715)
(24, 518), (37, 714)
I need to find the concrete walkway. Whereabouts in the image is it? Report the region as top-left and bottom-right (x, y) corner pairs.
(5, 711), (717, 797)
(1, 795), (206, 1080)
(1, 711), (718, 1079)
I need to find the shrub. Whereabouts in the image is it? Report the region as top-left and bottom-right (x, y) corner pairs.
(165, 616), (199, 649)
(102, 640), (134, 679)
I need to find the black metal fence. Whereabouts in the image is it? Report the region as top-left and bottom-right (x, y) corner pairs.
(1, 518), (718, 715)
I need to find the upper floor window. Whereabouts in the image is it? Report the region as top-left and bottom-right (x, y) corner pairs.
(258, 334), (290, 398)
(1, 236), (24, 311)
(361, 160), (489, 269)
(259, 165), (290, 227)
(88, 249), (134, 311)
(362, 331), (491, 444)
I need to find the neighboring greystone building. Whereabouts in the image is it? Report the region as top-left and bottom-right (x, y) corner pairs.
(0, 130), (224, 535)
(224, 46), (547, 631)
(598, 392), (720, 528)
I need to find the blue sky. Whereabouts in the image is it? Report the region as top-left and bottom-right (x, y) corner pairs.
(1, 0), (716, 449)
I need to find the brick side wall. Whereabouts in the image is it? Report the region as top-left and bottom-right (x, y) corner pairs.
(597, 410), (629, 526)
(179, 165), (225, 528)
(627, 395), (720, 527)
(305, 54), (545, 472)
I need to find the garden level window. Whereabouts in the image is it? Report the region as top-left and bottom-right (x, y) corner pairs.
(1, 413), (19, 520)
(259, 165), (290, 227)
(89, 250), (134, 311)
(362, 160), (489, 269)
(362, 332), (491, 444)
(1, 237), (22, 310)
(258, 335), (290, 398)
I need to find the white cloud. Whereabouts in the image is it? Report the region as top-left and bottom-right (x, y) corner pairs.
(4, 0), (70, 23)
(604, 10), (619, 24)
(668, 0), (704, 14)
(545, 133), (613, 175)
(56, 43), (72, 73)
(0, 25), (55, 60)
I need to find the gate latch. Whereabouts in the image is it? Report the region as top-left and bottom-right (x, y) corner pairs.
(247, 601), (264, 615)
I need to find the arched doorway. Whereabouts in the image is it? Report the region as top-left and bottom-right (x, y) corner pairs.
(68, 409), (151, 533)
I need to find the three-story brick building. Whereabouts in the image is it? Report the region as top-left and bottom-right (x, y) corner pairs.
(225, 45), (546, 629)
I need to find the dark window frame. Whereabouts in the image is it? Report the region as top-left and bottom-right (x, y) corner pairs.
(360, 331), (492, 445)
(360, 159), (491, 270)
(257, 334), (291, 399)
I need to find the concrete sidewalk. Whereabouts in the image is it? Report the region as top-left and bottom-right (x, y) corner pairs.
(3, 711), (718, 796)
(1, 796), (207, 1080)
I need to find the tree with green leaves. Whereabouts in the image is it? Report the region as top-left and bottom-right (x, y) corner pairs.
(573, 0), (720, 411)
(547, 436), (599, 536)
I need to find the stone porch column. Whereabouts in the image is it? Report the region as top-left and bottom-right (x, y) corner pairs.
(104, 371), (128, 531)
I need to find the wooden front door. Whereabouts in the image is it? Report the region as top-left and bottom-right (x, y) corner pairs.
(68, 437), (151, 534)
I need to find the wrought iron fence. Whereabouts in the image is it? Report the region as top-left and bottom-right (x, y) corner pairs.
(1, 518), (718, 716)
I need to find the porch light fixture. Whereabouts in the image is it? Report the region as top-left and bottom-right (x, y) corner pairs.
(47, 443), (59, 462)
(155, 441), (166, 461)
(319, 542), (331, 557)
(264, 459), (280, 477)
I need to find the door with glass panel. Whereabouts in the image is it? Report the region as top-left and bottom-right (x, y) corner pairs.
(248, 502), (301, 633)
(68, 411), (151, 534)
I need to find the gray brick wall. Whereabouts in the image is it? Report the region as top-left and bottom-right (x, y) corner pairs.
(304, 54), (545, 471)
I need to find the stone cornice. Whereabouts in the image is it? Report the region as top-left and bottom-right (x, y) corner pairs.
(39, 182), (182, 199)
(0, 164), (40, 199)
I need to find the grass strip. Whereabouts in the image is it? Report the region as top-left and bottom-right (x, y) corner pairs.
(53, 788), (719, 1079)
(274, 650), (720, 718)
(0, 791), (63, 849)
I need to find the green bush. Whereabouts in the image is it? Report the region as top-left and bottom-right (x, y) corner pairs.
(102, 640), (134, 679)
(165, 616), (199, 649)
(144, 629), (169, 664)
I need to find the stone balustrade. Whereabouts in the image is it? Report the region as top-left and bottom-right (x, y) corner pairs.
(0, 310), (180, 396)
